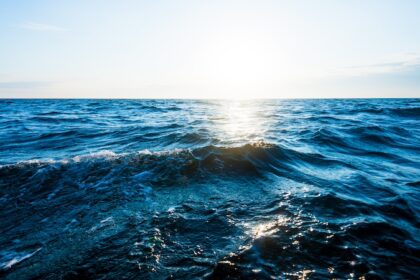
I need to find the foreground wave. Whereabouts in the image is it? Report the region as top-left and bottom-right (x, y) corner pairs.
(0, 99), (419, 279)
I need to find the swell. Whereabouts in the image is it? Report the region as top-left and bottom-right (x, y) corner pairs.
(0, 142), (354, 191)
(346, 105), (420, 118)
(306, 126), (420, 159)
(1, 99), (419, 279)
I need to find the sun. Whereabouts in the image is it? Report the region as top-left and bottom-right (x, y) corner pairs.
(192, 29), (277, 99)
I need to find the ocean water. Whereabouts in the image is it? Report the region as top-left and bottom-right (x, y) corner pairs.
(0, 99), (419, 279)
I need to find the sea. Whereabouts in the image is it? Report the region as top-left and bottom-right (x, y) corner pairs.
(0, 99), (419, 279)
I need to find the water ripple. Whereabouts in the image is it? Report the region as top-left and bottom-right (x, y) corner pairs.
(0, 99), (419, 279)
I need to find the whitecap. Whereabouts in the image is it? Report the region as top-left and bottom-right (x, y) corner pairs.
(0, 248), (42, 270)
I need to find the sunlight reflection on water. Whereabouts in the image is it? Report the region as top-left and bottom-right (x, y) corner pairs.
(213, 100), (274, 144)
(244, 216), (289, 239)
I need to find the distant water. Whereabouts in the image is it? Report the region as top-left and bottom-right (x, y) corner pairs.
(0, 99), (419, 279)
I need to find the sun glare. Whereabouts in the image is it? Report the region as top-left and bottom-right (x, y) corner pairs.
(197, 30), (278, 99)
(214, 100), (270, 144)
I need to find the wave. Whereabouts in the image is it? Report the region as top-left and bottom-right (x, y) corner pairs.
(1, 99), (419, 279)
(0, 142), (353, 187)
(389, 106), (420, 117)
(207, 217), (416, 279)
(0, 248), (42, 272)
(305, 125), (419, 158)
(345, 105), (420, 118)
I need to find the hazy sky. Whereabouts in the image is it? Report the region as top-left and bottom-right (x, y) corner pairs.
(1, 0), (419, 98)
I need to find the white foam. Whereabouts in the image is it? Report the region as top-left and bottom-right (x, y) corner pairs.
(0, 147), (191, 169)
(72, 150), (119, 162)
(0, 248), (42, 270)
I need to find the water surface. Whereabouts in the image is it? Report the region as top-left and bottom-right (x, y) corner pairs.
(0, 99), (419, 279)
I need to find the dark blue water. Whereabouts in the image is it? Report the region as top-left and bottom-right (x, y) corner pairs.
(0, 99), (419, 279)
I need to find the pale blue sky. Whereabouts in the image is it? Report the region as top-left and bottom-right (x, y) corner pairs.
(0, 0), (419, 98)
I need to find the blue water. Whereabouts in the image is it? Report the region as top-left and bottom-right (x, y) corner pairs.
(0, 99), (419, 279)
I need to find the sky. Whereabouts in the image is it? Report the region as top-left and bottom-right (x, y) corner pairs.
(0, 0), (419, 99)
